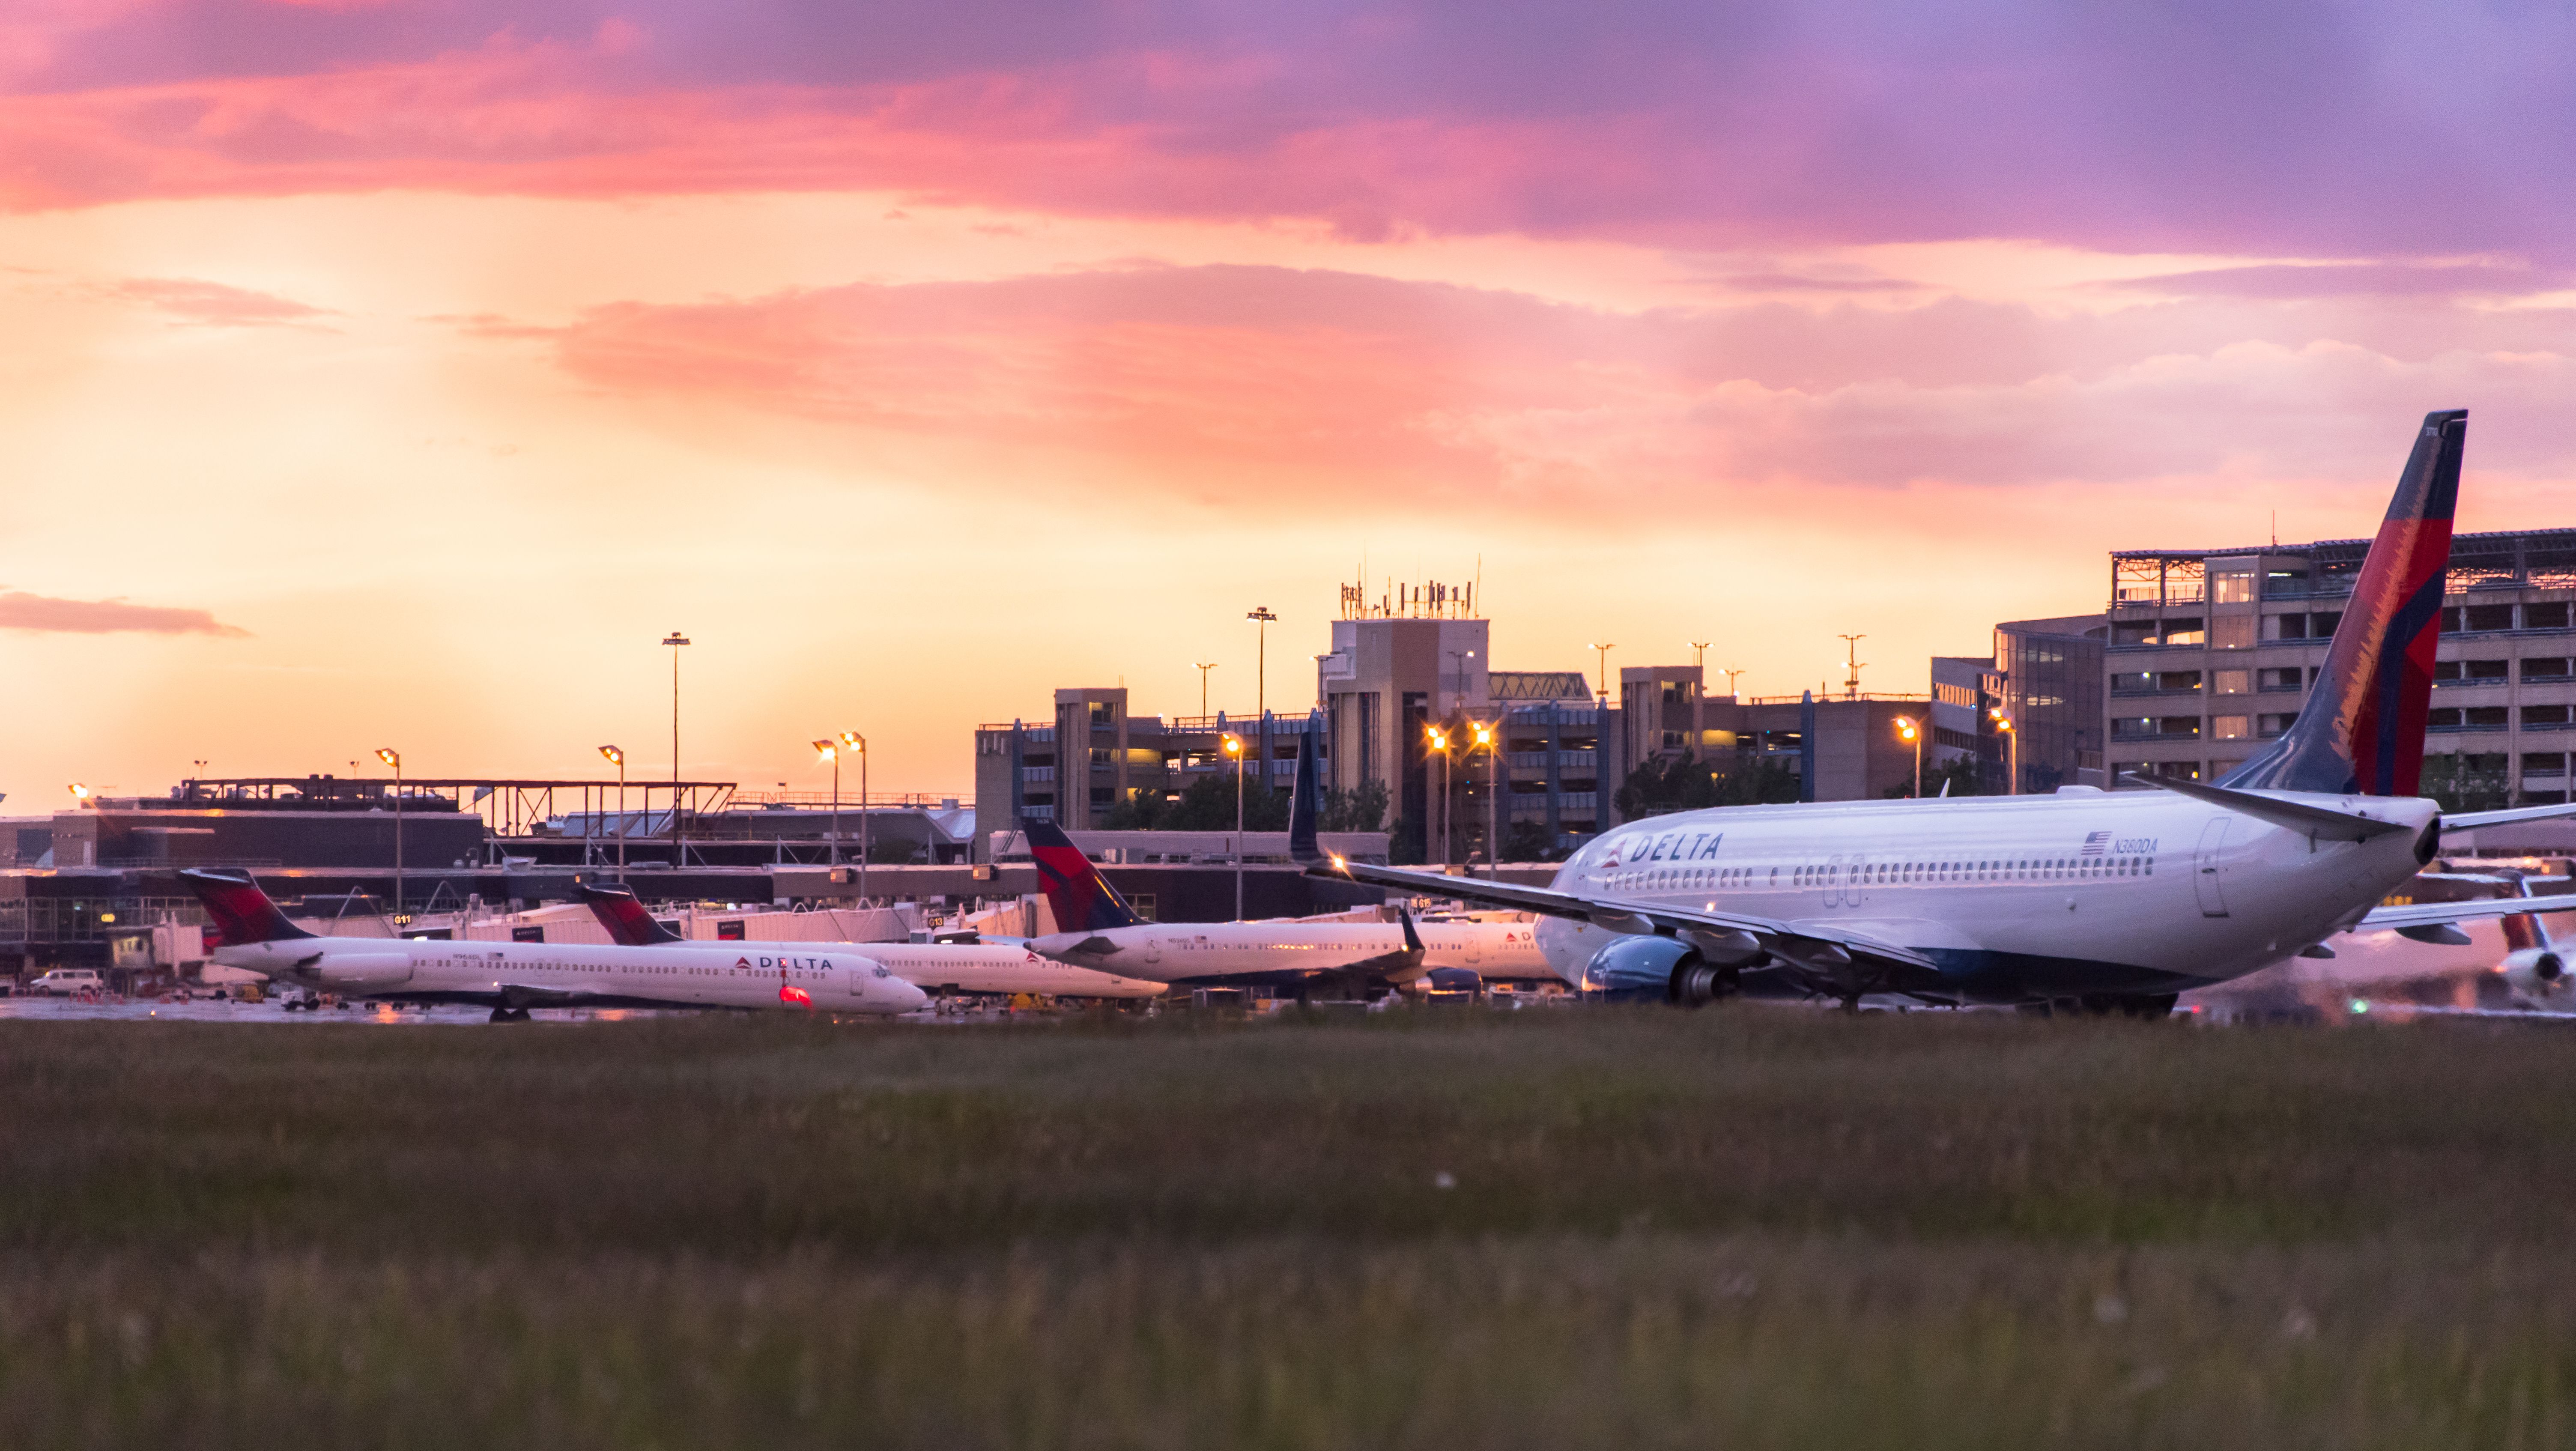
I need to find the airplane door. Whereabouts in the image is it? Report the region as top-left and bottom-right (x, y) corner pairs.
(1143, 937), (1162, 965)
(2193, 818), (2231, 917)
(1465, 929), (1482, 965)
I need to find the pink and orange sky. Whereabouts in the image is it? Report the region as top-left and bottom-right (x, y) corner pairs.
(6, 1), (2575, 806)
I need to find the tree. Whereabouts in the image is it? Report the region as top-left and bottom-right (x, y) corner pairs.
(2421, 751), (2510, 814)
(1614, 752), (1800, 818)
(1504, 819), (1558, 863)
(1100, 773), (1289, 831)
(1318, 779), (1390, 833)
(1886, 755), (1988, 798)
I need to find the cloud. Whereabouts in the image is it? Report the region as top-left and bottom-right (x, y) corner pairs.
(104, 276), (332, 325)
(2105, 262), (2568, 302)
(0, 591), (251, 636)
(528, 262), (2576, 513)
(5, 3), (2576, 265)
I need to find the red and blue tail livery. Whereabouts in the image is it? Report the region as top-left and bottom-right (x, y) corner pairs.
(1024, 819), (1146, 932)
(178, 869), (314, 946)
(2218, 409), (2464, 798)
(576, 883), (683, 946)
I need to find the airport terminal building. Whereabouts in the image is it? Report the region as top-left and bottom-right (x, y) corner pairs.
(2103, 528), (2576, 806)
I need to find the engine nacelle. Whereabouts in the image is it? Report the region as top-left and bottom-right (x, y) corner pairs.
(1423, 967), (1484, 995)
(2502, 949), (2568, 1001)
(311, 951), (413, 988)
(1583, 934), (1735, 1006)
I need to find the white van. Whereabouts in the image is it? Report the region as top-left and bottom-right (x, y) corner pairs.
(29, 969), (104, 996)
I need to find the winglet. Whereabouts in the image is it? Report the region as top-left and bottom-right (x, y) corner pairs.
(2502, 875), (2557, 954)
(1287, 723), (1322, 863)
(1396, 902), (1424, 954)
(575, 883), (682, 946)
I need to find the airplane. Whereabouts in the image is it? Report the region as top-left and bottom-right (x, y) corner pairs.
(1019, 734), (1550, 995)
(1310, 409), (2576, 1015)
(2492, 878), (2574, 1009)
(178, 869), (929, 1021)
(573, 884), (1170, 1001)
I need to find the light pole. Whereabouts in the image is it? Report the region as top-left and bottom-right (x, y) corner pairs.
(1588, 642), (1615, 704)
(1194, 661), (1217, 720)
(1248, 606), (1278, 788)
(1426, 725), (1451, 869)
(1689, 640), (1709, 758)
(375, 748), (402, 920)
(599, 746), (626, 881)
(1723, 667), (1744, 701)
(1894, 717), (1922, 798)
(1838, 634), (1867, 701)
(1223, 733), (1245, 919)
(1447, 648), (1476, 715)
(1473, 719), (1498, 875)
(811, 739), (842, 868)
(840, 731), (867, 901)
(1991, 707), (2018, 795)
(663, 632), (690, 866)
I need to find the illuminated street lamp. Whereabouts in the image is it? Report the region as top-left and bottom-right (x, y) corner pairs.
(376, 748), (403, 918)
(839, 731), (869, 902)
(1588, 643), (1615, 704)
(67, 783), (89, 803)
(1222, 734), (1246, 919)
(598, 746), (627, 882)
(1894, 717), (1923, 799)
(1990, 707), (2018, 795)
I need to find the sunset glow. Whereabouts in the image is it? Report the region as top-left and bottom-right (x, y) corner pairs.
(7, 2), (2573, 803)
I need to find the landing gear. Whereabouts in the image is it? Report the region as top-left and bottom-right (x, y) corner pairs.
(487, 1006), (531, 1024)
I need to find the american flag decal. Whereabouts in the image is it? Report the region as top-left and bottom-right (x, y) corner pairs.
(2081, 830), (2111, 857)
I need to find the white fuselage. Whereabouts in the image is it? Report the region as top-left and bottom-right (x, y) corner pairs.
(1533, 788), (2439, 1001)
(212, 936), (929, 1014)
(1031, 918), (1551, 986)
(860, 941), (1168, 998)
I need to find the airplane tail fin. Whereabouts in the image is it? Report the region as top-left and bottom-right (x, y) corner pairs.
(1288, 725), (1322, 863)
(1023, 819), (1146, 931)
(575, 883), (682, 946)
(178, 869), (314, 946)
(2217, 410), (2465, 797)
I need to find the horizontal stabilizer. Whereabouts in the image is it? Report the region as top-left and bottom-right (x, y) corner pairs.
(2361, 895), (2576, 934)
(2121, 773), (2412, 842)
(2442, 800), (2576, 830)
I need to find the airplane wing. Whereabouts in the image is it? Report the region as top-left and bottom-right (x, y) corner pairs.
(2442, 801), (2576, 830)
(2357, 896), (2576, 936)
(1328, 905), (1430, 983)
(1307, 860), (1943, 998)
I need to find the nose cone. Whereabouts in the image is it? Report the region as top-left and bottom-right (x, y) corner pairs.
(887, 979), (931, 1014)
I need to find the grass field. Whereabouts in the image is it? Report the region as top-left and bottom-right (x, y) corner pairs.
(5, 1007), (2575, 1448)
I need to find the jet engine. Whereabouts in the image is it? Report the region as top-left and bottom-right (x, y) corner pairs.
(309, 952), (414, 989)
(1423, 967), (1484, 996)
(2501, 949), (2568, 1003)
(1582, 934), (1735, 1006)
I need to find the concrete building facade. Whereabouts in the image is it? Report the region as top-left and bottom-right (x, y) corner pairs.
(2104, 528), (2576, 805)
